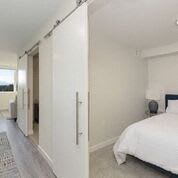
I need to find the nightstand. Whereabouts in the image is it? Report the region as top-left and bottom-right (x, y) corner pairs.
(145, 111), (164, 118)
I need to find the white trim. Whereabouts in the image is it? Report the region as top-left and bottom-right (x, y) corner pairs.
(89, 136), (119, 153)
(38, 145), (53, 169)
(27, 56), (34, 138)
(0, 109), (9, 112)
(28, 129), (33, 135)
(142, 42), (178, 59)
(0, 92), (16, 94)
(87, 0), (95, 5)
(0, 66), (17, 70)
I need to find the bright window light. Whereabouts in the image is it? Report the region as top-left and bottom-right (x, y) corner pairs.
(0, 69), (15, 92)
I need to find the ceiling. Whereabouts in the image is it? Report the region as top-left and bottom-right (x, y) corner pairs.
(89, 0), (178, 50)
(0, 0), (62, 52)
(1, 0), (178, 52)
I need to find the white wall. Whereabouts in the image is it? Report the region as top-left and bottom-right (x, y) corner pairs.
(0, 92), (16, 111)
(0, 50), (17, 110)
(89, 32), (148, 147)
(0, 50), (17, 69)
(148, 53), (178, 111)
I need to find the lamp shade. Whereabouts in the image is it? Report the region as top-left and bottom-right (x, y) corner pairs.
(146, 90), (160, 101)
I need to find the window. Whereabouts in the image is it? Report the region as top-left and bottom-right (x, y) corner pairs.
(0, 69), (15, 92)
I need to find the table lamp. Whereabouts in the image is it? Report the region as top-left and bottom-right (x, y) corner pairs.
(146, 90), (160, 114)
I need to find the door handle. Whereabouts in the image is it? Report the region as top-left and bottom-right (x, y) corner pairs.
(22, 89), (24, 109)
(76, 92), (83, 145)
(28, 89), (30, 110)
(88, 92), (90, 141)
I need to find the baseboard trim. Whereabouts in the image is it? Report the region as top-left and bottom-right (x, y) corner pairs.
(28, 129), (33, 135)
(89, 136), (119, 153)
(38, 146), (53, 169)
(38, 137), (119, 167)
(0, 109), (8, 111)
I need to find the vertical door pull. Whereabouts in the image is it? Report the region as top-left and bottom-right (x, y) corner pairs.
(28, 89), (30, 110)
(76, 92), (83, 145)
(88, 92), (90, 141)
(22, 89), (24, 109)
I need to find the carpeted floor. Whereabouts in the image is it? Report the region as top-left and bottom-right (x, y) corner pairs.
(90, 145), (176, 178)
(0, 132), (21, 178)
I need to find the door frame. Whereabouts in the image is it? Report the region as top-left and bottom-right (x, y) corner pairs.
(27, 48), (39, 137)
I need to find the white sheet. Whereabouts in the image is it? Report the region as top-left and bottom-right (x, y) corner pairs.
(113, 113), (178, 174)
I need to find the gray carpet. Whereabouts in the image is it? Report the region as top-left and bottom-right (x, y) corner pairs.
(0, 132), (21, 178)
(90, 145), (176, 178)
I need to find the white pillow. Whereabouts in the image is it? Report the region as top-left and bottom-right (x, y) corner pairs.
(166, 100), (178, 114)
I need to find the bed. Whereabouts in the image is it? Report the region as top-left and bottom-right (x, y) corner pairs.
(113, 94), (178, 175)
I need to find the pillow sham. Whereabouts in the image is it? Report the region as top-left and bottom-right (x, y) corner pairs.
(166, 100), (178, 114)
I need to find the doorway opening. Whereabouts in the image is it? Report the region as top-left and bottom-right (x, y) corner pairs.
(28, 50), (39, 145)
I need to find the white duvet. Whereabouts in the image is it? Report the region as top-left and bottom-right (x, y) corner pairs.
(113, 113), (178, 174)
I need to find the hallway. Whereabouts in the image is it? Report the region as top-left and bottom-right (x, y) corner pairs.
(0, 118), (56, 178)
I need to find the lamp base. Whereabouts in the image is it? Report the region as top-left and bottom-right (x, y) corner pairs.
(149, 100), (158, 114)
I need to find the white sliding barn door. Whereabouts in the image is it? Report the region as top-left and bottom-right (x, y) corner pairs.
(17, 54), (29, 136)
(53, 3), (89, 178)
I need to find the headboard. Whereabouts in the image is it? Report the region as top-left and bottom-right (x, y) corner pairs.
(165, 94), (178, 109)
